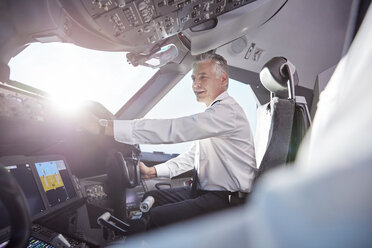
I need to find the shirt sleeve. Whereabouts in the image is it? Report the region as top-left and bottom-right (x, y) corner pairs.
(154, 142), (196, 178)
(113, 103), (236, 145)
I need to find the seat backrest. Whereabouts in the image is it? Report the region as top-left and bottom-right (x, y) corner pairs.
(254, 57), (311, 183)
(287, 96), (312, 162)
(255, 98), (295, 176)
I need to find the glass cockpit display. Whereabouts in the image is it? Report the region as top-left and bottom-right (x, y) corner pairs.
(0, 155), (79, 233)
(35, 160), (76, 207)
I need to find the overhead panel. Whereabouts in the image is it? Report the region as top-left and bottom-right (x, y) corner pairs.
(75, 0), (260, 51)
(182, 0), (287, 55)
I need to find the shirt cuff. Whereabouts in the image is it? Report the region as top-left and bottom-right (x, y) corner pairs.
(113, 120), (134, 144)
(154, 163), (171, 178)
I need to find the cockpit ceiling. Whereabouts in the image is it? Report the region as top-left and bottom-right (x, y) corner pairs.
(0, 0), (357, 92)
(216, 0), (355, 89)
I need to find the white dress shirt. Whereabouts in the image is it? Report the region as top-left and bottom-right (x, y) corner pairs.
(114, 91), (256, 192)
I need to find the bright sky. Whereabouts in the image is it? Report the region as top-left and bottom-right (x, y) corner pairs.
(9, 42), (257, 154)
(9, 42), (157, 114)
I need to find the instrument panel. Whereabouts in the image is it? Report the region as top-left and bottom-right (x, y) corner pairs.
(0, 155), (82, 233)
(0, 85), (53, 122)
(68, 0), (257, 49)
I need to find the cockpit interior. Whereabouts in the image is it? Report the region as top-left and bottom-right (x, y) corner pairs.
(1, 0), (371, 247)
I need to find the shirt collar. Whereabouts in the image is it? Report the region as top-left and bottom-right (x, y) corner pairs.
(208, 91), (229, 108)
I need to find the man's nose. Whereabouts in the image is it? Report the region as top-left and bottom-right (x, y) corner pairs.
(193, 80), (200, 89)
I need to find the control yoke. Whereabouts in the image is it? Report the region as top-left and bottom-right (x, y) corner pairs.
(105, 151), (140, 220)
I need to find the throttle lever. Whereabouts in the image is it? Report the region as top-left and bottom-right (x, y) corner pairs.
(97, 212), (130, 235)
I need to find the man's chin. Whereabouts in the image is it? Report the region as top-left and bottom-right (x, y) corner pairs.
(196, 96), (203, 102)
(196, 98), (208, 106)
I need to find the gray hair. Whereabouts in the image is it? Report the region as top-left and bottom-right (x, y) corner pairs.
(192, 52), (229, 78)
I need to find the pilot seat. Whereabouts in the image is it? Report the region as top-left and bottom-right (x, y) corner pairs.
(254, 57), (312, 184)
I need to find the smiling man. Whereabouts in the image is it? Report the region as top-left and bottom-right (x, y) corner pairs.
(192, 59), (228, 105)
(86, 52), (256, 230)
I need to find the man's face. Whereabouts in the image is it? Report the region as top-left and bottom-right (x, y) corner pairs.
(191, 61), (228, 106)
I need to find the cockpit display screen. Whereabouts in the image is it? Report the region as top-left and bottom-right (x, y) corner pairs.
(0, 155), (80, 234)
(35, 160), (76, 207)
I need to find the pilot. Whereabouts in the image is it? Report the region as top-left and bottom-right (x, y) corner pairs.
(83, 52), (256, 230)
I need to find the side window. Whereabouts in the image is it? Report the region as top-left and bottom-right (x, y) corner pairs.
(141, 71), (257, 154)
(228, 78), (257, 133)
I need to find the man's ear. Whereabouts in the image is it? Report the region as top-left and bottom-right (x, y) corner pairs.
(220, 72), (228, 89)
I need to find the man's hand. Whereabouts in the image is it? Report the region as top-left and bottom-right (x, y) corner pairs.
(140, 162), (157, 179)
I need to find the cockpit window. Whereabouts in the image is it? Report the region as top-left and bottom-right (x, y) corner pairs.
(8, 42), (158, 114)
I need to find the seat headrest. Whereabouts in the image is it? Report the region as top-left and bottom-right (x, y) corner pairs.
(259, 56), (299, 99)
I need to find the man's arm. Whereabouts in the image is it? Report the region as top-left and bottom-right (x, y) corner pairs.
(79, 113), (195, 178)
(113, 105), (235, 145)
(138, 143), (196, 180)
(154, 142), (196, 178)
(81, 102), (235, 145)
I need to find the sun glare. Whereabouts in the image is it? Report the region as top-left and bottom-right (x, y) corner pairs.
(8, 42), (156, 114)
(50, 95), (85, 115)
